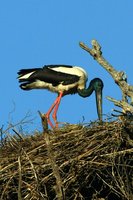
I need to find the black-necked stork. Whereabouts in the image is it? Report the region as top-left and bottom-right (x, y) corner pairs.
(17, 65), (103, 128)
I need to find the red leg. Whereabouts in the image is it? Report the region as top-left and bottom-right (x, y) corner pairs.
(52, 92), (63, 127)
(45, 96), (59, 128)
(45, 92), (63, 128)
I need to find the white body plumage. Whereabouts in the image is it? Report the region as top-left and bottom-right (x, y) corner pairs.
(18, 65), (88, 95)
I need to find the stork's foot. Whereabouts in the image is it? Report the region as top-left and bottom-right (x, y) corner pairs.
(55, 121), (59, 128)
(54, 119), (59, 128)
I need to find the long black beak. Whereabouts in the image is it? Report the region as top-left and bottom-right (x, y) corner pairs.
(95, 88), (103, 121)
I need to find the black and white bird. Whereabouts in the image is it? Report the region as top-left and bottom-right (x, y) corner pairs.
(18, 65), (104, 128)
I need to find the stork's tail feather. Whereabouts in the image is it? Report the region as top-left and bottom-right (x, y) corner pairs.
(17, 68), (41, 82)
(17, 68), (42, 90)
(18, 69), (33, 76)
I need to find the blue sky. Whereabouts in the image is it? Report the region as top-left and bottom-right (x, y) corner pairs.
(0, 0), (133, 132)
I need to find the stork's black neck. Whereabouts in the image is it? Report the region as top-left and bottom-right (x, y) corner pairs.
(77, 78), (104, 121)
(78, 78), (103, 97)
(78, 80), (94, 97)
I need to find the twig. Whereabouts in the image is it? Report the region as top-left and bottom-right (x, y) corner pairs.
(99, 148), (133, 158)
(96, 173), (122, 197)
(23, 149), (38, 183)
(18, 156), (22, 200)
(0, 125), (4, 147)
(12, 129), (24, 141)
(0, 171), (18, 200)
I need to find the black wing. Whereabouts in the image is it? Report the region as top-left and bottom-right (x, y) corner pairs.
(18, 65), (80, 86)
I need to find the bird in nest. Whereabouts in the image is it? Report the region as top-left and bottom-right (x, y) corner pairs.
(18, 65), (104, 128)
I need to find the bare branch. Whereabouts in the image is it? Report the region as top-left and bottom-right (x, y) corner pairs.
(107, 96), (133, 113)
(79, 40), (133, 114)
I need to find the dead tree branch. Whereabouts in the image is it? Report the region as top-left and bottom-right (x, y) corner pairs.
(79, 40), (133, 115)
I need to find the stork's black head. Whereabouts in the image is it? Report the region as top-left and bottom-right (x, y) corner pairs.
(90, 78), (104, 92)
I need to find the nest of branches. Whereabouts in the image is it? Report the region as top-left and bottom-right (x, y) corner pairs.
(0, 119), (133, 200)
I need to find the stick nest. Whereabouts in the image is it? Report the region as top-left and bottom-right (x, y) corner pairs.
(0, 120), (133, 200)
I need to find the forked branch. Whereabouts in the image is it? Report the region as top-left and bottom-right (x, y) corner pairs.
(79, 40), (133, 115)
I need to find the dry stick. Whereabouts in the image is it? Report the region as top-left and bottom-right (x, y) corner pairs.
(79, 40), (133, 114)
(18, 156), (22, 200)
(99, 148), (133, 158)
(96, 173), (122, 196)
(22, 149), (42, 198)
(38, 111), (65, 200)
(0, 172), (18, 200)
